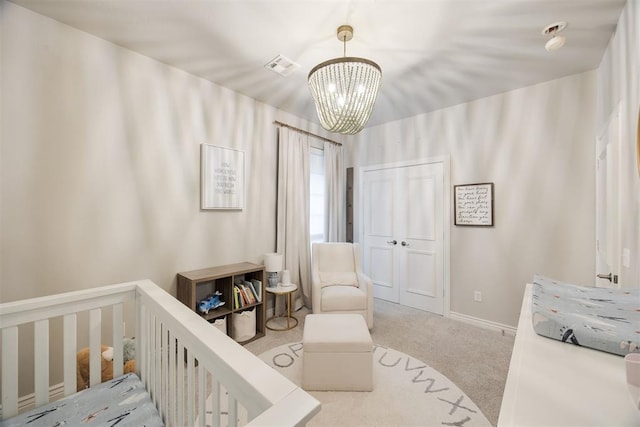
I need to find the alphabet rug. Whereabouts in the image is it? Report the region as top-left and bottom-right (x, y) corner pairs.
(258, 342), (491, 427)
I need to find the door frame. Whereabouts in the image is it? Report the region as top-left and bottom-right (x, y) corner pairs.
(358, 156), (451, 316)
(595, 102), (622, 288)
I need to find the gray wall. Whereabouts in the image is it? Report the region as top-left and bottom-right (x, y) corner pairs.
(348, 0), (640, 328)
(1, 3), (335, 306)
(1, 3), (337, 394)
(350, 73), (597, 327)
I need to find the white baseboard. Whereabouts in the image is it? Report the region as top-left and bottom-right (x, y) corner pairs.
(0, 382), (65, 418)
(448, 311), (517, 336)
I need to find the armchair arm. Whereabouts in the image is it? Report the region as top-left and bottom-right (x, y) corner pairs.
(353, 243), (374, 328)
(311, 249), (322, 314)
(356, 271), (374, 329)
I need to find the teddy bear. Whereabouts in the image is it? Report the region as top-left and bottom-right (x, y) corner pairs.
(76, 338), (136, 390)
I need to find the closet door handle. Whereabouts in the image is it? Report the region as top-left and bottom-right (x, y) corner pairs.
(387, 240), (397, 245)
(597, 273), (618, 284)
(401, 241), (409, 247)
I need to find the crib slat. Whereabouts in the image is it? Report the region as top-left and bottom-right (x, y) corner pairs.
(177, 340), (185, 426)
(138, 303), (147, 388)
(34, 319), (49, 406)
(1, 326), (19, 418)
(154, 316), (161, 416)
(63, 314), (77, 396)
(162, 324), (169, 422)
(147, 312), (157, 407)
(89, 308), (101, 387)
(187, 351), (195, 427)
(228, 391), (238, 427)
(112, 303), (123, 378)
(211, 378), (220, 427)
(198, 365), (205, 427)
(168, 329), (176, 427)
(162, 324), (168, 421)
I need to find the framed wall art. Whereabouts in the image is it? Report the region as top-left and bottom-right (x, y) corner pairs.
(201, 144), (245, 210)
(454, 182), (494, 226)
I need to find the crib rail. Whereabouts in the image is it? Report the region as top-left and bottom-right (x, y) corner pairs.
(1, 282), (137, 417)
(0, 280), (320, 426)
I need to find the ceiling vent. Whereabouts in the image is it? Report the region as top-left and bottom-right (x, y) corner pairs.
(264, 54), (300, 77)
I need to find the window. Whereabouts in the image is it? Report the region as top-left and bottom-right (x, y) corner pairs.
(309, 146), (325, 243)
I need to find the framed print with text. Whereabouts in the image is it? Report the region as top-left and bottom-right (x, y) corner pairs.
(454, 182), (494, 226)
(201, 144), (245, 210)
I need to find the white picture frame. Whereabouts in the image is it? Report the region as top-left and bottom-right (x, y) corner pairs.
(201, 144), (245, 210)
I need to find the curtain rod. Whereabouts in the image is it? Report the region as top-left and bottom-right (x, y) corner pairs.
(273, 121), (342, 146)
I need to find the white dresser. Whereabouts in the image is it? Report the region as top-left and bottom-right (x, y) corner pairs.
(498, 283), (640, 426)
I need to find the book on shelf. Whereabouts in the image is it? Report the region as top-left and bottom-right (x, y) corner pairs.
(250, 279), (262, 302)
(233, 286), (238, 309)
(244, 280), (260, 303)
(237, 285), (249, 308)
(233, 285), (243, 309)
(246, 280), (261, 302)
(240, 283), (255, 305)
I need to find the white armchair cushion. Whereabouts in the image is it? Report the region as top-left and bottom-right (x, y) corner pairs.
(321, 286), (367, 311)
(318, 271), (359, 287)
(311, 242), (374, 329)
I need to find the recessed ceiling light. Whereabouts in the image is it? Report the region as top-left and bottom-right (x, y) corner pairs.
(542, 21), (568, 52)
(545, 35), (566, 52)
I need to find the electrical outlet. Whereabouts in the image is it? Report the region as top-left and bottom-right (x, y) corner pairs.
(622, 248), (631, 268)
(474, 291), (482, 302)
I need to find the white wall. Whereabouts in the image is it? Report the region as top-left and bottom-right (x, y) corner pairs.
(350, 72), (597, 327)
(1, 2), (329, 303)
(596, 0), (640, 288)
(1, 2), (337, 394)
(349, 0), (640, 328)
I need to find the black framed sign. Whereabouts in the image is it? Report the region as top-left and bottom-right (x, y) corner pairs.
(454, 182), (494, 226)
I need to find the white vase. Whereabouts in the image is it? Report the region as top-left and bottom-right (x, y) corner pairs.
(625, 352), (640, 411)
(281, 270), (291, 285)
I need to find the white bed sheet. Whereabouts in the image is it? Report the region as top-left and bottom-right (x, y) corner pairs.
(498, 283), (640, 426)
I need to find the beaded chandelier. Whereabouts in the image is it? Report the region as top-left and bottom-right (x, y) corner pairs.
(308, 25), (382, 135)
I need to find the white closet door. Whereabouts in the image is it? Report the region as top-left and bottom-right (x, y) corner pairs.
(362, 167), (398, 302)
(398, 163), (444, 314)
(362, 161), (445, 314)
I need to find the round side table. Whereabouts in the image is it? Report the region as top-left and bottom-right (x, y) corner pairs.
(265, 284), (299, 331)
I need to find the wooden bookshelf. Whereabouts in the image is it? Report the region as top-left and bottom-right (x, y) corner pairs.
(177, 262), (265, 344)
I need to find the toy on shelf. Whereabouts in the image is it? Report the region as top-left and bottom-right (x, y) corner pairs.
(198, 291), (224, 314)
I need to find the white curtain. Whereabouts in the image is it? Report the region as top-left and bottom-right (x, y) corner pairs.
(277, 127), (311, 308)
(324, 141), (345, 242)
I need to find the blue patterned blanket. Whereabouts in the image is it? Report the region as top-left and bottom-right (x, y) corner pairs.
(531, 274), (640, 356)
(0, 373), (163, 427)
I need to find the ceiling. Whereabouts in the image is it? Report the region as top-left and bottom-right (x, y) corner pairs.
(11, 0), (627, 129)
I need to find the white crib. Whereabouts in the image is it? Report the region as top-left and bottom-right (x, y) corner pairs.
(0, 279), (320, 426)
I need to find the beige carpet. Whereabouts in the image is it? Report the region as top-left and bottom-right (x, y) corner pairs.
(245, 299), (514, 426)
(259, 342), (492, 426)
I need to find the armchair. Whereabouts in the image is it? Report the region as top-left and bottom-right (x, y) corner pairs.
(311, 242), (373, 329)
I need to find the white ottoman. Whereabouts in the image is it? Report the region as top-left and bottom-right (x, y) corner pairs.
(302, 313), (373, 391)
